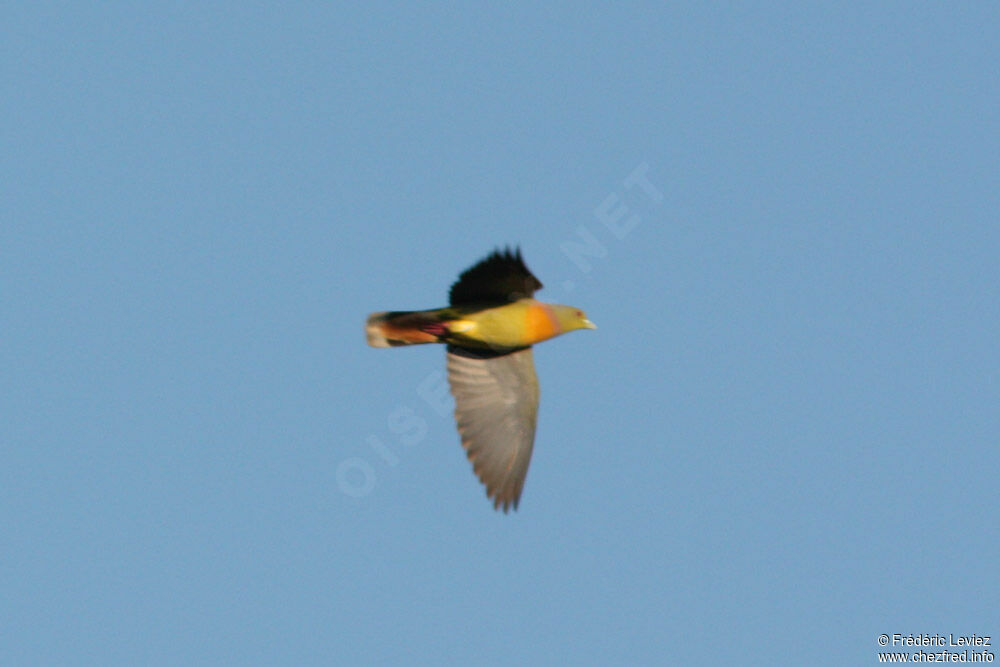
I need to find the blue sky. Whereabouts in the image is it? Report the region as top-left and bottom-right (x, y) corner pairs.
(3, 3), (998, 665)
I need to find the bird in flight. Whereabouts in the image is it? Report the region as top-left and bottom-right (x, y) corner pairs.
(365, 248), (595, 512)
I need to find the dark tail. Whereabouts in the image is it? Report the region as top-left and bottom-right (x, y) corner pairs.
(365, 310), (447, 347)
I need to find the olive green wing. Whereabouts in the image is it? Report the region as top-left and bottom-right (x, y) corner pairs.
(446, 346), (540, 512)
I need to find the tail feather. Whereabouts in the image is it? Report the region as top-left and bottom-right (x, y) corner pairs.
(365, 310), (445, 348)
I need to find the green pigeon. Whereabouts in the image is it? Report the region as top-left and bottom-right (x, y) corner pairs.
(365, 248), (595, 511)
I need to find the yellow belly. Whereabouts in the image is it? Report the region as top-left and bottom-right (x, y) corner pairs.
(451, 299), (560, 348)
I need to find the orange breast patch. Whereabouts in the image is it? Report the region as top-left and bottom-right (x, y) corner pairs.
(525, 302), (560, 344)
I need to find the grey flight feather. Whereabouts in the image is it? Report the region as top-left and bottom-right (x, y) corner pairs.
(446, 347), (540, 512)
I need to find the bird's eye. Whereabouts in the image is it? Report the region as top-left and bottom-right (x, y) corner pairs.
(576, 311), (583, 318)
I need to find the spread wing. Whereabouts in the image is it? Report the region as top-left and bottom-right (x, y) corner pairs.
(449, 247), (543, 306)
(446, 346), (540, 512)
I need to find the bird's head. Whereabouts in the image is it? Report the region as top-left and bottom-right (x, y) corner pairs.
(551, 304), (597, 333)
